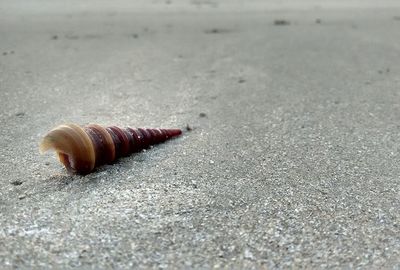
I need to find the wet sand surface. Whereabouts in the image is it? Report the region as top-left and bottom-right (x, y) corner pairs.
(0, 1), (399, 268)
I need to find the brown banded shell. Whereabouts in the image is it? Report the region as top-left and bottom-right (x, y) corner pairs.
(39, 123), (182, 174)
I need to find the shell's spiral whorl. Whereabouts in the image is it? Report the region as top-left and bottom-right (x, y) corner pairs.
(40, 124), (182, 174)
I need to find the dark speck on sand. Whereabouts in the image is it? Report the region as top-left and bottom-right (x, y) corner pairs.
(204, 28), (230, 34)
(274, 19), (290, 25)
(11, 180), (23, 186)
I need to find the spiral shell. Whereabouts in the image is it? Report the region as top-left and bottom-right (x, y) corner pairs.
(39, 123), (182, 174)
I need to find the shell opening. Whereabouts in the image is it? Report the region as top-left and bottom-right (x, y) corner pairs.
(39, 124), (96, 174)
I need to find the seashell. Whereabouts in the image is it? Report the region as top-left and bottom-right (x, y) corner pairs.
(39, 123), (182, 174)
